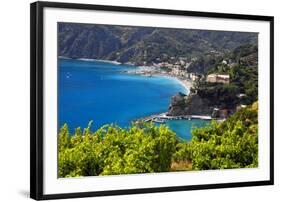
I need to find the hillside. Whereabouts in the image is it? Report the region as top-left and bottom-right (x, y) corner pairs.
(168, 44), (258, 116)
(59, 23), (258, 118)
(58, 23), (258, 65)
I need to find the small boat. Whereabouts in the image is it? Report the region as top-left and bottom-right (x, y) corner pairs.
(66, 72), (71, 79)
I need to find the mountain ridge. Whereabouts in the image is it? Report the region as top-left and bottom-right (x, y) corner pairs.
(58, 23), (258, 65)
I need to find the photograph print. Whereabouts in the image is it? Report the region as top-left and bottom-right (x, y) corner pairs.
(58, 22), (259, 178)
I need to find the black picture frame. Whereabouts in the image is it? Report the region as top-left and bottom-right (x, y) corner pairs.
(30, 1), (274, 200)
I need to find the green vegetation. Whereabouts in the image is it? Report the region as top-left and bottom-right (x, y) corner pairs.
(59, 23), (257, 64)
(230, 64), (258, 104)
(195, 82), (240, 108)
(58, 23), (259, 177)
(58, 122), (177, 177)
(190, 44), (258, 109)
(173, 102), (258, 170)
(195, 63), (258, 106)
(58, 103), (258, 177)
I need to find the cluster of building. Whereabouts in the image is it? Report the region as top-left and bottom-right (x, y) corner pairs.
(153, 60), (201, 81)
(154, 58), (232, 84)
(128, 53), (233, 86)
(133, 58), (232, 85)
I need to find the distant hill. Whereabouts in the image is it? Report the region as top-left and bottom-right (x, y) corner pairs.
(58, 23), (258, 64)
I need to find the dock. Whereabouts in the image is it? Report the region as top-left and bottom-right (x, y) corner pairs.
(137, 112), (212, 123)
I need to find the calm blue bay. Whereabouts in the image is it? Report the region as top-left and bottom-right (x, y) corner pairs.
(58, 58), (209, 141)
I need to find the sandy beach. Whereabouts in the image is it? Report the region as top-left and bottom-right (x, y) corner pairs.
(156, 74), (192, 94)
(173, 77), (193, 92)
(126, 67), (193, 93)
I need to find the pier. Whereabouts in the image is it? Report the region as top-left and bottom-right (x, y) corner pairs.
(138, 112), (212, 123)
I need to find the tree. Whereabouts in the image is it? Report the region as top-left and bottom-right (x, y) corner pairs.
(173, 102), (258, 170)
(58, 122), (177, 177)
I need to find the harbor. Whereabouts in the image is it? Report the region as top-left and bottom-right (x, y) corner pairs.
(137, 112), (212, 124)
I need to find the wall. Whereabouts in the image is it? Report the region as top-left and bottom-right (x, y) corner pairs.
(0, 0), (279, 201)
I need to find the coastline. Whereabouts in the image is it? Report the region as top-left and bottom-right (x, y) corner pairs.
(58, 56), (121, 65)
(127, 69), (193, 94)
(123, 65), (193, 94)
(170, 76), (192, 94)
(154, 74), (192, 94)
(59, 57), (205, 140)
(59, 56), (193, 93)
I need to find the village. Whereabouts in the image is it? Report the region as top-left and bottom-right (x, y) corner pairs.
(124, 55), (235, 84)
(125, 56), (250, 122)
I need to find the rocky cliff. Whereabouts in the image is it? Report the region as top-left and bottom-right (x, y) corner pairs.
(167, 92), (214, 116)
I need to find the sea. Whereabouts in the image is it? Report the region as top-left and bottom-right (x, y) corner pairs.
(58, 58), (209, 141)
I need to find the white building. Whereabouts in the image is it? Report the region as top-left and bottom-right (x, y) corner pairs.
(206, 74), (230, 84)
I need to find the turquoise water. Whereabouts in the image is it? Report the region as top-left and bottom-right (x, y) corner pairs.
(58, 58), (208, 141)
(164, 119), (210, 140)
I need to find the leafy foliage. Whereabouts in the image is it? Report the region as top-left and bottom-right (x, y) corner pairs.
(173, 102), (258, 170)
(59, 103), (258, 177)
(58, 122), (177, 177)
(196, 82), (240, 108)
(204, 44), (258, 105)
(230, 64), (258, 104)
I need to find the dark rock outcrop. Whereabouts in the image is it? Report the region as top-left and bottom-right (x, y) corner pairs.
(167, 93), (214, 116)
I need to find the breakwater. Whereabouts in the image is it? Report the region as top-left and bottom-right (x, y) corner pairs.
(137, 112), (212, 124)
